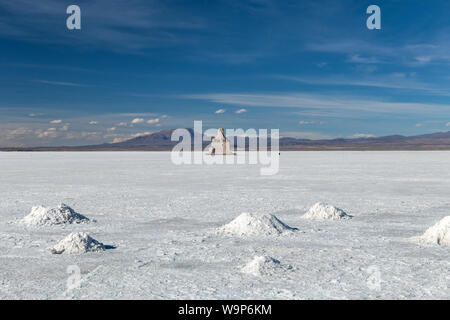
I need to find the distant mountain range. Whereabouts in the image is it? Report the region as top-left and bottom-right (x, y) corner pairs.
(4, 129), (450, 151)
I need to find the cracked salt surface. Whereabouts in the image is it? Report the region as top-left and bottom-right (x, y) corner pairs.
(0, 151), (449, 299)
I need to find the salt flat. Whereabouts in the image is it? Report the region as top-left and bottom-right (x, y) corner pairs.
(0, 151), (449, 299)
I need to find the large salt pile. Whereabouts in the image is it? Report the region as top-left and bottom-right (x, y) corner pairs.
(217, 212), (297, 236)
(241, 255), (291, 276)
(301, 202), (352, 220)
(50, 232), (105, 254)
(413, 216), (450, 246)
(17, 203), (91, 226)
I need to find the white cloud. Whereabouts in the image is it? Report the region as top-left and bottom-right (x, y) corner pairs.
(131, 118), (145, 124)
(36, 128), (58, 138)
(235, 108), (247, 114)
(60, 124), (69, 131)
(147, 118), (160, 125)
(352, 133), (376, 138)
(11, 128), (31, 135)
(107, 127), (116, 132)
(28, 113), (44, 117)
(89, 121), (98, 125)
(415, 123), (424, 127)
(117, 122), (128, 127)
(50, 119), (62, 124)
(215, 109), (226, 114)
(446, 122), (450, 127)
(414, 56), (432, 64)
(5, 128), (33, 137)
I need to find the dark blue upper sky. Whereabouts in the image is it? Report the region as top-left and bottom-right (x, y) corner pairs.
(1, 0), (450, 146)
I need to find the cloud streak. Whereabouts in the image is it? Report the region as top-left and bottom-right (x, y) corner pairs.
(186, 92), (450, 115)
(34, 80), (90, 87)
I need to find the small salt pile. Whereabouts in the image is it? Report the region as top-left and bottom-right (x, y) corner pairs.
(50, 232), (105, 254)
(17, 203), (91, 226)
(302, 202), (352, 220)
(217, 212), (297, 236)
(413, 216), (450, 246)
(241, 256), (290, 276)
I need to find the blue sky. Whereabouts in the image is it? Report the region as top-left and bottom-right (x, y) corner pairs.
(1, 0), (450, 146)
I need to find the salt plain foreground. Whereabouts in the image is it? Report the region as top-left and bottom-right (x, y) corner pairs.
(0, 151), (449, 299)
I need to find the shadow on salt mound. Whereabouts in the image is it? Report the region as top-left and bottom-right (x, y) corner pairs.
(301, 202), (352, 221)
(241, 255), (293, 276)
(217, 212), (297, 236)
(49, 232), (115, 254)
(411, 216), (450, 246)
(15, 203), (93, 226)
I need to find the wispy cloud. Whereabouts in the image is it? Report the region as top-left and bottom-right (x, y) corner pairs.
(347, 54), (382, 64)
(308, 38), (450, 67)
(34, 80), (90, 87)
(215, 108), (226, 114)
(0, 0), (206, 53)
(274, 74), (448, 94)
(186, 92), (450, 115)
(28, 113), (44, 117)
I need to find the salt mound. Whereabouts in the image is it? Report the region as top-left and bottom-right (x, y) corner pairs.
(241, 256), (290, 276)
(50, 232), (105, 254)
(217, 212), (297, 236)
(17, 203), (91, 226)
(302, 202), (352, 220)
(414, 216), (450, 246)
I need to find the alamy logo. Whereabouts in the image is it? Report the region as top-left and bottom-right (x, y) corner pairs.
(66, 5), (81, 30)
(366, 5), (381, 30)
(366, 265), (382, 291)
(65, 265), (81, 293)
(171, 121), (280, 176)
